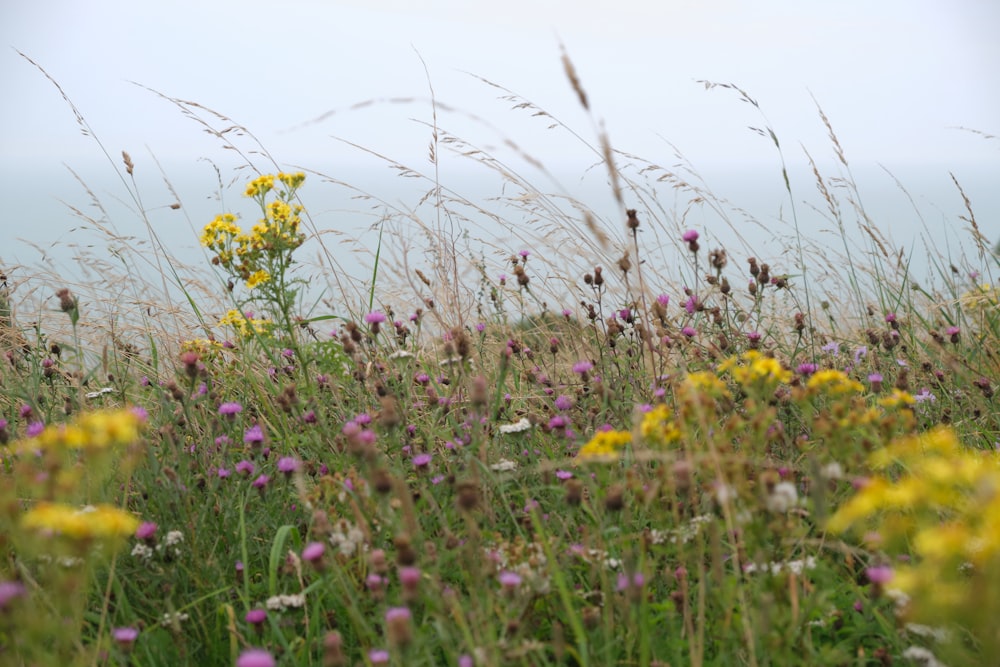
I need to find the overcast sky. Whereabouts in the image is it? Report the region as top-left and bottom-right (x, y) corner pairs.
(3, 0), (998, 175)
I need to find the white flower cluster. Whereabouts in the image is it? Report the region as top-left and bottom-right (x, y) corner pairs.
(160, 612), (190, 626)
(329, 521), (365, 557)
(743, 556), (817, 576)
(132, 530), (185, 561)
(648, 514), (713, 546)
(901, 646), (947, 667)
(490, 459), (517, 472)
(498, 418), (532, 434)
(266, 593), (306, 611)
(766, 482), (800, 513)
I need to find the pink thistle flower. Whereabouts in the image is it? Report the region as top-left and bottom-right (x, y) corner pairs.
(236, 649), (275, 667)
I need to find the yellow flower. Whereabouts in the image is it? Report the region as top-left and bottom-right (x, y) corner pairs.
(640, 404), (682, 446)
(277, 172), (306, 190)
(218, 309), (272, 338)
(244, 174), (275, 198)
(723, 350), (792, 388)
(246, 269), (271, 289)
(576, 429), (632, 462)
(22, 502), (139, 541)
(20, 409), (144, 452)
(806, 369), (863, 395)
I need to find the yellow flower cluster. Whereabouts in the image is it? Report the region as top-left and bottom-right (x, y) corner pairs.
(828, 426), (1000, 622)
(12, 409), (145, 454)
(719, 350), (792, 389)
(21, 502), (139, 542)
(576, 429), (632, 462)
(639, 404), (682, 447)
(805, 369), (864, 395)
(200, 173), (307, 290)
(218, 309), (272, 339)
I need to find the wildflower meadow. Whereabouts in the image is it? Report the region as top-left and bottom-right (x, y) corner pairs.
(1, 56), (999, 667)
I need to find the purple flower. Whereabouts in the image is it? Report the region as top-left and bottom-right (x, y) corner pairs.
(112, 626), (139, 646)
(364, 311), (387, 324)
(26, 422), (44, 437)
(236, 649), (275, 667)
(251, 474), (270, 489)
(219, 401), (243, 417)
(235, 460), (255, 476)
(245, 608), (267, 626)
(554, 395), (572, 411)
(866, 565), (893, 585)
(498, 571), (522, 589)
(299, 541), (323, 564)
(244, 424), (264, 445)
(885, 312), (897, 323)
(459, 655), (474, 667)
(135, 522), (158, 541)
(0, 581), (26, 610)
(656, 293), (670, 307)
(682, 229), (699, 242)
(555, 469), (573, 480)
(681, 326), (697, 338)
(368, 649), (390, 665)
(572, 360), (593, 374)
(796, 363), (817, 376)
(217, 467), (231, 479)
(277, 457), (300, 475)
(412, 453), (432, 468)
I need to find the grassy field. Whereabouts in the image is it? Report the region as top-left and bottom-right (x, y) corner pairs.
(1, 58), (999, 666)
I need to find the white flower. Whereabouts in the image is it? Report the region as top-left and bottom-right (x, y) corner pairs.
(131, 543), (154, 560)
(490, 459), (517, 472)
(766, 482), (799, 513)
(85, 387), (116, 399)
(388, 350), (413, 360)
(904, 623), (951, 643)
(498, 418), (532, 434)
(901, 646), (947, 667)
(819, 462), (844, 480)
(164, 530), (184, 547)
(266, 593), (306, 611)
(329, 521), (365, 557)
(161, 612), (189, 626)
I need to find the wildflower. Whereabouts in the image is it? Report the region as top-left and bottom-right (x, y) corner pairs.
(555, 469), (573, 480)
(277, 457), (300, 476)
(302, 542), (325, 567)
(572, 360), (594, 375)
(22, 503), (139, 542)
(236, 649), (275, 667)
(265, 593), (306, 611)
(0, 581), (26, 611)
(554, 395), (573, 411)
(499, 571), (522, 590)
(236, 460), (255, 476)
(219, 402), (243, 418)
(498, 418), (532, 434)
(135, 521), (158, 542)
(412, 453), (432, 469)
(368, 649), (390, 665)
(682, 229), (699, 242)
(245, 608), (267, 628)
(131, 543), (154, 560)
(766, 482), (799, 513)
(385, 606), (413, 646)
(245, 269), (270, 290)
(576, 429), (632, 462)
(252, 474), (270, 490)
(797, 363), (818, 376)
(244, 424), (265, 446)
(490, 459), (517, 472)
(806, 369), (863, 395)
(112, 627), (139, 650)
(681, 326), (697, 337)
(164, 530), (184, 548)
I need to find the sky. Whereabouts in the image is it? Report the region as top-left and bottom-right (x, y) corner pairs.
(1, 0), (998, 294)
(2, 0), (998, 172)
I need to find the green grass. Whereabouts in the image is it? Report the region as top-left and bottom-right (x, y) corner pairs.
(1, 56), (999, 667)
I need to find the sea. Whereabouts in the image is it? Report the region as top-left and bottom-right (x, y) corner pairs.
(2, 155), (997, 338)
